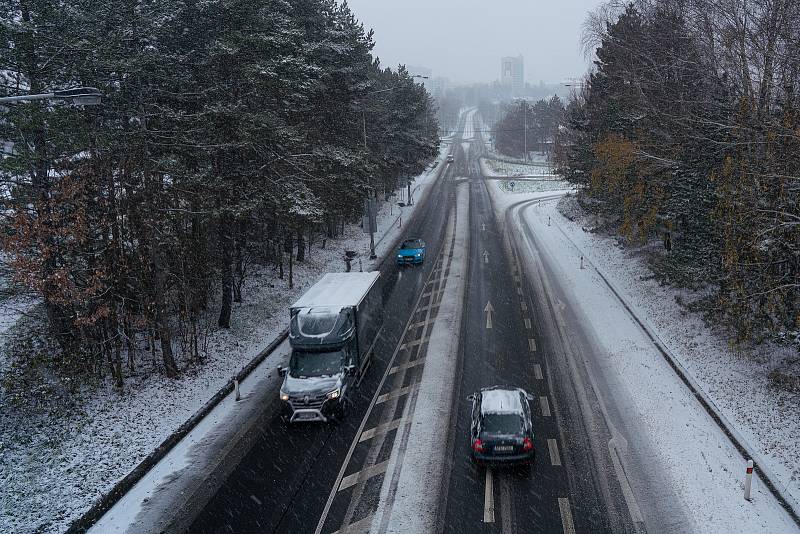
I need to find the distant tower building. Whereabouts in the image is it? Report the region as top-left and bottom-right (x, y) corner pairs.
(501, 55), (524, 96)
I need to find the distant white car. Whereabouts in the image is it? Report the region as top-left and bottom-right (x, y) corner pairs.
(447, 154), (454, 163)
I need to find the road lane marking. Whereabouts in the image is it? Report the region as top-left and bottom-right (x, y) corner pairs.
(520, 301), (527, 312)
(399, 337), (430, 350)
(528, 338), (537, 352)
(485, 301), (495, 329)
(558, 498), (576, 534)
(359, 419), (404, 443)
(484, 468), (495, 523)
(514, 275), (520, 283)
(539, 396), (551, 417)
(332, 514), (374, 534)
(389, 358), (425, 375)
(548, 439), (561, 466)
(517, 287), (523, 295)
(534, 364), (543, 380)
(483, 250), (489, 263)
(524, 318), (532, 330)
(339, 460), (389, 491)
(376, 385), (417, 404)
(609, 439), (645, 524)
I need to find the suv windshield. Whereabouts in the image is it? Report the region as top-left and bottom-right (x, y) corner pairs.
(289, 350), (343, 378)
(481, 413), (523, 435)
(401, 240), (422, 249)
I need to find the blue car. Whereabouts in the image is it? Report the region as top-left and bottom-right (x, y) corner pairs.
(397, 238), (426, 266)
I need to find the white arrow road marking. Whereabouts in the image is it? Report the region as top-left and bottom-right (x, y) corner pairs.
(483, 250), (489, 264)
(484, 301), (495, 329)
(484, 468), (495, 523)
(482, 223), (486, 231)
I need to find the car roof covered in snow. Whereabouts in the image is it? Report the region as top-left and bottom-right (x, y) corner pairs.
(480, 388), (524, 414)
(291, 272), (380, 310)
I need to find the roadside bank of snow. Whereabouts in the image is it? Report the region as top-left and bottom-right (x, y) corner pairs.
(0, 144), (450, 534)
(485, 181), (799, 532)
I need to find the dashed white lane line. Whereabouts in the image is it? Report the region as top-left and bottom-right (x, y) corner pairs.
(376, 385), (417, 404)
(389, 358), (425, 375)
(521, 301), (528, 312)
(539, 396), (551, 417)
(331, 513), (374, 534)
(399, 337), (430, 350)
(528, 338), (537, 352)
(339, 460), (389, 491)
(558, 498), (576, 534)
(484, 468), (495, 523)
(517, 287), (523, 295)
(548, 439), (562, 466)
(524, 318), (532, 330)
(534, 364), (543, 380)
(359, 418), (404, 443)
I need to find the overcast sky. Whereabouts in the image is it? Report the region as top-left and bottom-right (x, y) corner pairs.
(345, 0), (606, 85)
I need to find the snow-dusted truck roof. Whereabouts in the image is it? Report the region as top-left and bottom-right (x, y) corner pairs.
(291, 272), (380, 310)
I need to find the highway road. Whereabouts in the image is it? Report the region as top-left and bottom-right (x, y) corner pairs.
(179, 110), (653, 534)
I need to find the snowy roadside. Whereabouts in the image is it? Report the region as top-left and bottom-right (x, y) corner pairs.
(485, 181), (799, 532)
(0, 144), (451, 534)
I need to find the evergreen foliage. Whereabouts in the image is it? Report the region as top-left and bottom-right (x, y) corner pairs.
(0, 0), (439, 384)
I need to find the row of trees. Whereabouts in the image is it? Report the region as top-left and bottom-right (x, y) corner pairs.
(493, 97), (565, 158)
(0, 0), (439, 386)
(555, 0), (799, 341)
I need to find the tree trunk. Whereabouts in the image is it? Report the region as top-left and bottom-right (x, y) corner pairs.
(296, 228), (305, 262)
(218, 213), (234, 328)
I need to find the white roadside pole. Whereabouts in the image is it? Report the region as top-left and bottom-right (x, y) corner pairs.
(744, 459), (754, 501)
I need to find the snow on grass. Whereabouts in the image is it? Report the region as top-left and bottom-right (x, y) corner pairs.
(0, 151), (448, 534)
(551, 194), (800, 509)
(480, 156), (555, 178)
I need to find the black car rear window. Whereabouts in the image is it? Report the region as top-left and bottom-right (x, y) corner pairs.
(481, 413), (523, 434)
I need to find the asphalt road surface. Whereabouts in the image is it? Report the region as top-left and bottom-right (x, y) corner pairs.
(185, 110), (643, 534)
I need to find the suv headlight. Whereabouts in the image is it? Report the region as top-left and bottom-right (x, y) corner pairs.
(326, 388), (341, 400)
(280, 391), (289, 402)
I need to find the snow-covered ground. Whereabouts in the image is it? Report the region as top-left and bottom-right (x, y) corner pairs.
(485, 182), (800, 533)
(0, 145), (450, 534)
(480, 156), (554, 178)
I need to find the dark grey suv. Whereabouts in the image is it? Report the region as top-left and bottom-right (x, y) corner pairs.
(468, 386), (536, 465)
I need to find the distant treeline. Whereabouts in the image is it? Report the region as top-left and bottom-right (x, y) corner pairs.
(555, 0), (799, 341)
(0, 0), (439, 386)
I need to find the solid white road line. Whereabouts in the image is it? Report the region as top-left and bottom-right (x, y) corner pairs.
(389, 358), (425, 375)
(376, 385), (417, 405)
(558, 498), (576, 534)
(528, 338), (537, 352)
(534, 364), (543, 380)
(359, 419), (404, 443)
(524, 318), (532, 330)
(539, 396), (551, 417)
(548, 439), (561, 466)
(484, 468), (495, 523)
(339, 460), (390, 491)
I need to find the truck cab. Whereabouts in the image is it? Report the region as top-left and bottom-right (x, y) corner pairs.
(279, 272), (382, 423)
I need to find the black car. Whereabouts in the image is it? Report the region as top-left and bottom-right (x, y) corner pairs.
(468, 386), (536, 465)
